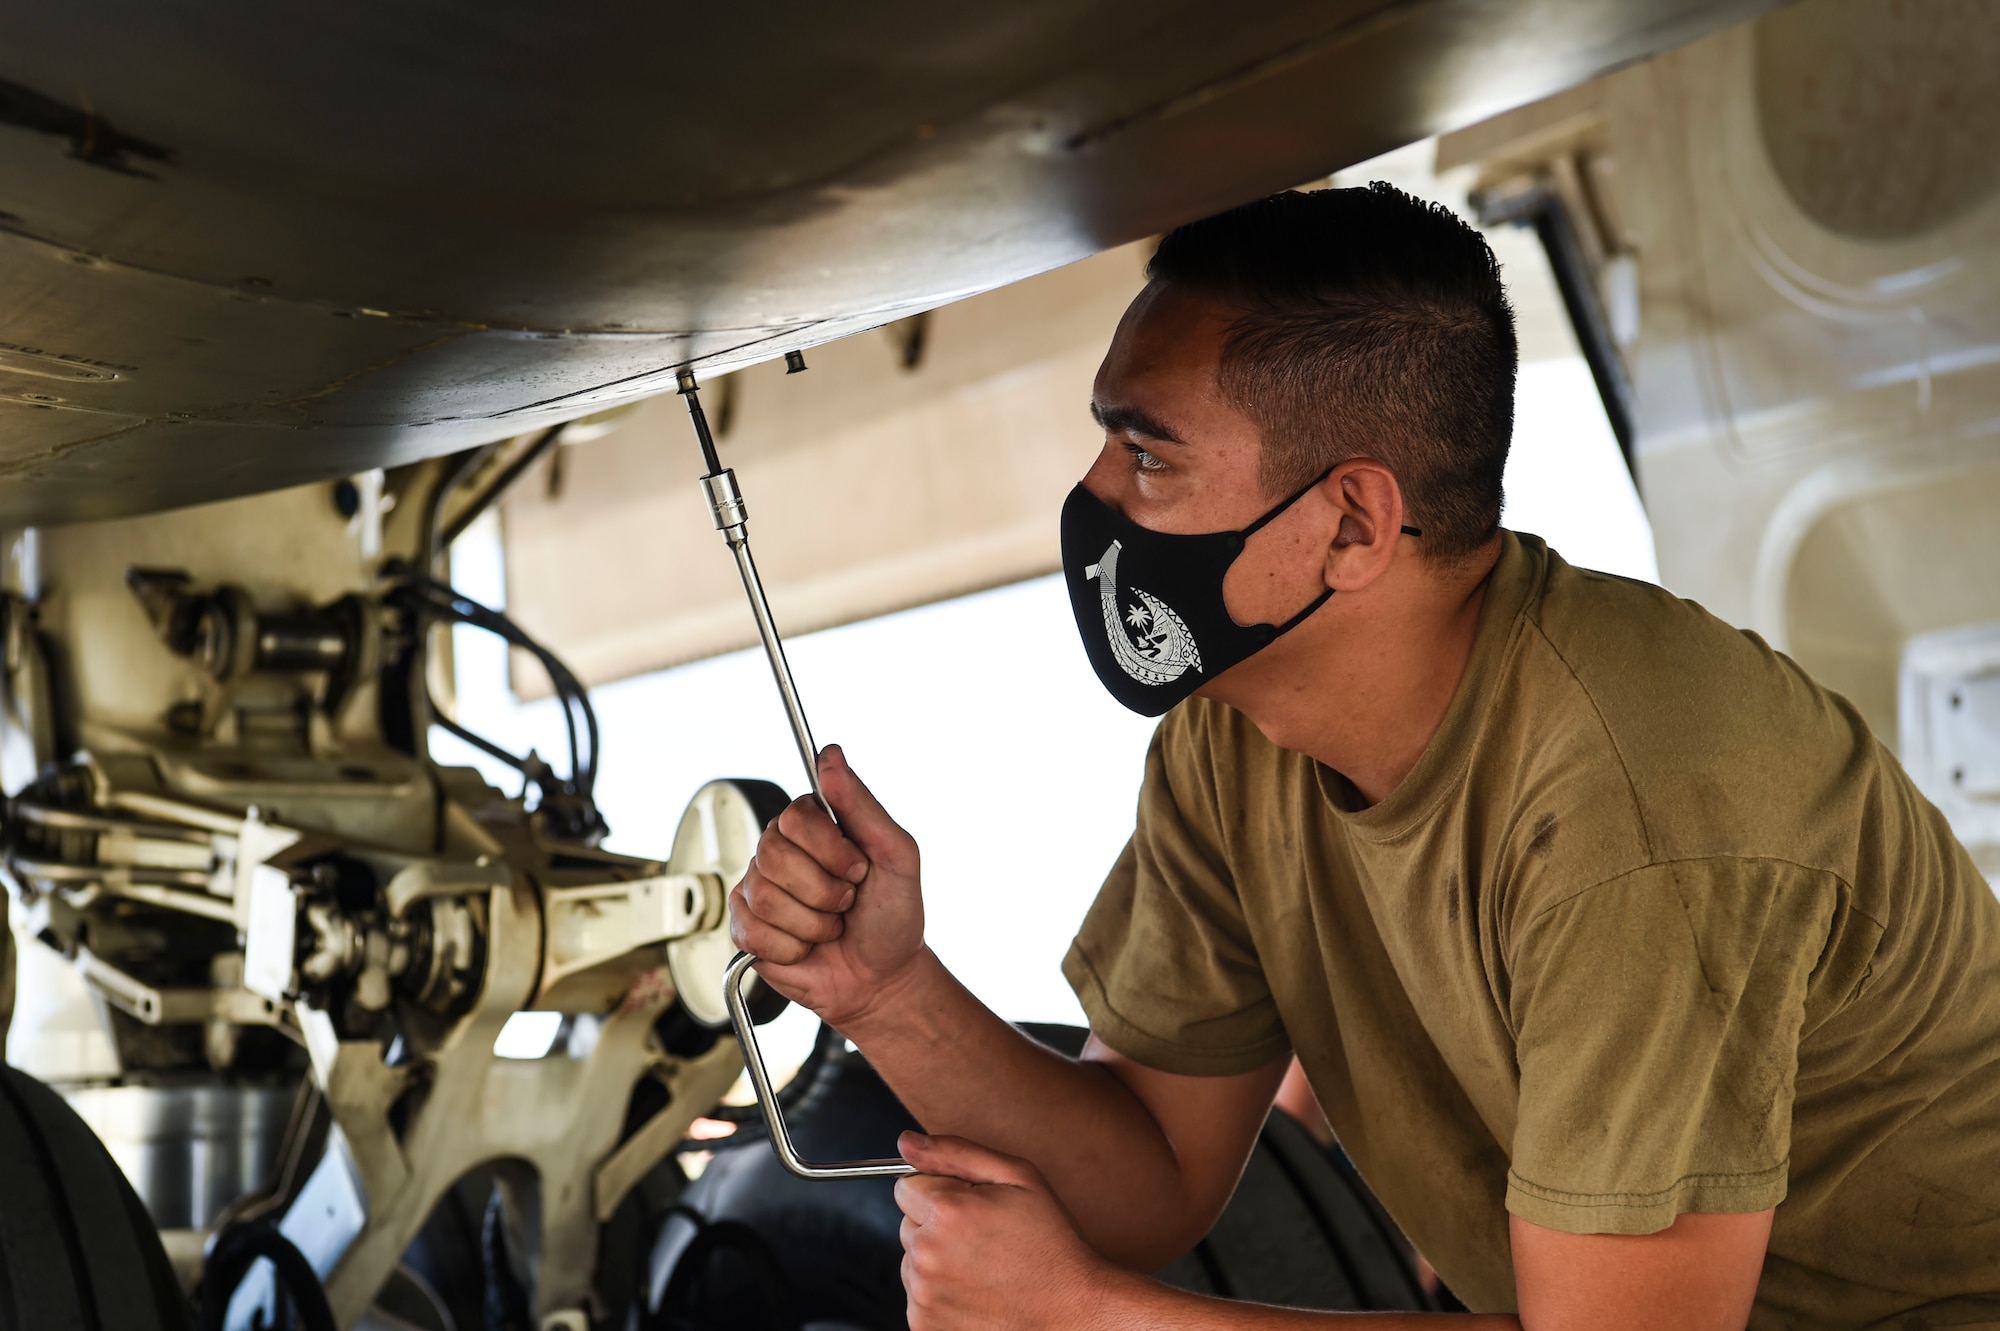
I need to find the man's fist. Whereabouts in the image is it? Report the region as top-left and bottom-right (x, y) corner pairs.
(895, 1133), (1131, 1331)
(728, 745), (927, 1031)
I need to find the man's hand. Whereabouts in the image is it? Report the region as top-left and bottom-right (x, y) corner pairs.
(728, 744), (927, 1029)
(895, 1132), (1135, 1331)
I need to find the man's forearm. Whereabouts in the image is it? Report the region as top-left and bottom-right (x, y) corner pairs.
(840, 948), (1198, 1266)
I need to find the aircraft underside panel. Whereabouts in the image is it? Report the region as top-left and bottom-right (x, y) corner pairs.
(0, 0), (1775, 524)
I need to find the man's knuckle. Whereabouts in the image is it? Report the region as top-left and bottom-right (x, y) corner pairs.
(742, 877), (791, 920)
(779, 797), (819, 840)
(751, 842), (791, 885)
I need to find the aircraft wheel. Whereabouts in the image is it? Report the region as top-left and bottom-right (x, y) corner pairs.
(0, 1063), (194, 1331)
(664, 778), (795, 1034)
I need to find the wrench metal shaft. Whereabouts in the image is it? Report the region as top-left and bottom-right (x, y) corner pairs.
(682, 375), (830, 818)
(678, 370), (915, 1182)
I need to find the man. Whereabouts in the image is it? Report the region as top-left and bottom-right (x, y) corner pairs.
(729, 184), (2000, 1329)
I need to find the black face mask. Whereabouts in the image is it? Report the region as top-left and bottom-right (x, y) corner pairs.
(1060, 474), (1420, 716)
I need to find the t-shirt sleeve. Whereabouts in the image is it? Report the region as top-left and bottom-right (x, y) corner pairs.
(1505, 856), (1838, 1235)
(1062, 710), (1290, 1076)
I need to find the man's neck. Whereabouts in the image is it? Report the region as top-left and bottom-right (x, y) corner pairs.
(1211, 537), (1502, 807)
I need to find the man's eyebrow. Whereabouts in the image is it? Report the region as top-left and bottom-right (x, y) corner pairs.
(1089, 401), (1186, 445)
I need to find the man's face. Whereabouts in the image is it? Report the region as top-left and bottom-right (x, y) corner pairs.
(1085, 281), (1337, 631)
(1085, 282), (1265, 532)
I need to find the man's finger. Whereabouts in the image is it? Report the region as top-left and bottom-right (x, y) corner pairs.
(754, 827), (858, 913)
(728, 884), (814, 965)
(897, 1132), (1043, 1189)
(893, 1171), (970, 1224)
(775, 794), (869, 886)
(738, 869), (846, 945)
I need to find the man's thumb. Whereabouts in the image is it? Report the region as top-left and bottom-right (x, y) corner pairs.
(897, 1132), (1037, 1188)
(819, 746), (907, 858)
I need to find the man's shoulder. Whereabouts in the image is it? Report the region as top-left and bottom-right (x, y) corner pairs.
(1504, 543), (1886, 866)
(1513, 546), (1823, 752)
(1519, 546), (1763, 692)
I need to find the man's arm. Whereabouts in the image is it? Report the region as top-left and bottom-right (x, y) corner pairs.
(844, 952), (1287, 1269)
(1508, 1210), (1772, 1330)
(895, 1134), (1774, 1331)
(730, 745), (1285, 1268)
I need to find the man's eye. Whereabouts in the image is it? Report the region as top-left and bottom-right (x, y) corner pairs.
(1122, 440), (1166, 472)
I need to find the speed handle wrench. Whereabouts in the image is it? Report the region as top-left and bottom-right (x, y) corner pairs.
(678, 369), (915, 1181)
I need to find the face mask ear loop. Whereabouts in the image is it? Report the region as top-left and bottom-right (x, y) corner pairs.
(1237, 467), (1336, 541)
(1236, 472), (1422, 637)
(1236, 470), (1427, 543)
(1271, 586), (1335, 636)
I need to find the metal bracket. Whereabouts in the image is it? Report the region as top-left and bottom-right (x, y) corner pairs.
(723, 950), (913, 1179)
(1472, 178), (1638, 479)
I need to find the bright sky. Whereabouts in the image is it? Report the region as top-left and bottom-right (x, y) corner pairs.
(441, 146), (1658, 1069)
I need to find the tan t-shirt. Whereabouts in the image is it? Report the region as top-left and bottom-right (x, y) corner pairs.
(1064, 533), (2000, 1329)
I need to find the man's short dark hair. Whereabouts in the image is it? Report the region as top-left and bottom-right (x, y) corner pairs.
(1148, 183), (1517, 561)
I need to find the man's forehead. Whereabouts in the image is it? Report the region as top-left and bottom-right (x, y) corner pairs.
(1107, 281), (1233, 362)
(1092, 284), (1233, 433)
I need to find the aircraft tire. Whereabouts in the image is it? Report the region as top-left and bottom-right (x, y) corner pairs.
(0, 1063), (193, 1331)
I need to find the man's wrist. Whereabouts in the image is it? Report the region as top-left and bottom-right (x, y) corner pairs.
(1076, 1261), (1177, 1331)
(835, 946), (953, 1050)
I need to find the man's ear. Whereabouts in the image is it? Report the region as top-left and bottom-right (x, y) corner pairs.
(1321, 460), (1408, 593)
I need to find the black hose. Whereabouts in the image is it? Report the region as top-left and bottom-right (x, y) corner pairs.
(382, 563), (604, 836)
(426, 588), (594, 791)
(433, 711), (539, 777)
(197, 1222), (336, 1331)
(392, 573), (597, 793)
(424, 581), (597, 793)
(438, 423), (568, 551)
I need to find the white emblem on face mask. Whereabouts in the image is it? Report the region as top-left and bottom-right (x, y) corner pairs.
(1084, 540), (1202, 686)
